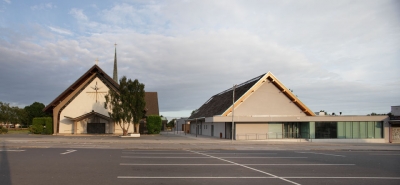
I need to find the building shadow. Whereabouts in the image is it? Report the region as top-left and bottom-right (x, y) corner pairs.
(0, 143), (12, 185)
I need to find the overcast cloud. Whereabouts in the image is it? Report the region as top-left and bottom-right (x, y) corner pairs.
(0, 0), (399, 118)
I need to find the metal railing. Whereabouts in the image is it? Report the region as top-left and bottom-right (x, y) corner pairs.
(236, 132), (310, 140)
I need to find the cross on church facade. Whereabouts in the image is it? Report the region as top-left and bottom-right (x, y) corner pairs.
(86, 81), (107, 102)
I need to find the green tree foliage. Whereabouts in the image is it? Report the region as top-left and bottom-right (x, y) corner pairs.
(105, 76), (146, 136)
(367, 112), (387, 116)
(24, 102), (51, 126)
(29, 117), (52, 134)
(167, 119), (176, 128)
(147, 115), (162, 134)
(0, 101), (26, 128)
(0, 125), (8, 134)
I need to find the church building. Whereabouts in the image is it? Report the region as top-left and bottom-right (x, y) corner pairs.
(188, 72), (390, 143)
(43, 46), (159, 134)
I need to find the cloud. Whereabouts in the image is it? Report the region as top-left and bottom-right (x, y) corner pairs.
(69, 8), (88, 21)
(31, 3), (56, 10)
(4, 0), (10, 4)
(0, 0), (399, 117)
(48, 26), (73, 35)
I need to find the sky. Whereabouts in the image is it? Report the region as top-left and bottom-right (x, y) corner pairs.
(0, 0), (399, 119)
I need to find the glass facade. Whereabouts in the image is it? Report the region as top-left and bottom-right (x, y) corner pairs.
(267, 121), (383, 139)
(315, 122), (337, 138)
(337, 121), (382, 139)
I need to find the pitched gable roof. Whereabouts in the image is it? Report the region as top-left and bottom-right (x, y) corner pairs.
(43, 65), (119, 113)
(144, 92), (160, 116)
(189, 74), (264, 118)
(189, 72), (315, 119)
(43, 65), (160, 116)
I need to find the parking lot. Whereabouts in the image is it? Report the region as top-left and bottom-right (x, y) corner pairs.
(2, 147), (399, 185)
(1, 133), (400, 185)
(117, 149), (400, 185)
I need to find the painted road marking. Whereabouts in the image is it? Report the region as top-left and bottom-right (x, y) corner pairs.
(369, 154), (400, 156)
(187, 150), (301, 185)
(122, 152), (205, 155)
(122, 152), (277, 155)
(61, 150), (77, 155)
(120, 163), (355, 166)
(118, 176), (400, 179)
(296, 152), (345, 157)
(121, 156), (307, 159)
(0, 150), (25, 152)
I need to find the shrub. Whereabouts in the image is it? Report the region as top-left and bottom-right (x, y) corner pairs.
(147, 115), (162, 134)
(30, 117), (53, 134)
(0, 126), (8, 134)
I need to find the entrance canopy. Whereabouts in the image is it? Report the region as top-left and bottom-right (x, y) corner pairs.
(64, 110), (112, 122)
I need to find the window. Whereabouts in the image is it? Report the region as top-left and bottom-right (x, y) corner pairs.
(337, 121), (383, 139)
(315, 122), (337, 139)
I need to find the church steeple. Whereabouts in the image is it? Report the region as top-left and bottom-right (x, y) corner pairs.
(113, 43), (118, 84)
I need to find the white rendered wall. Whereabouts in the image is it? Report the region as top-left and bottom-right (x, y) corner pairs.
(59, 78), (111, 133)
(189, 122), (225, 138)
(236, 123), (269, 140)
(213, 122), (225, 138)
(176, 118), (189, 131)
(232, 81), (306, 116)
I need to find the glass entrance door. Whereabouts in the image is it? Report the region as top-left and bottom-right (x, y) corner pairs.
(283, 123), (299, 138)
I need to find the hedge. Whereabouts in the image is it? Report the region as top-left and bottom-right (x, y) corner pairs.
(29, 117), (53, 134)
(147, 115), (162, 134)
(0, 126), (8, 134)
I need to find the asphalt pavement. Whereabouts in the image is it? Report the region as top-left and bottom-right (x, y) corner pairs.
(1, 148), (399, 185)
(1, 131), (400, 151)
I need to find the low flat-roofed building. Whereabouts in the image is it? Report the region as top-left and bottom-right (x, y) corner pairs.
(188, 72), (390, 143)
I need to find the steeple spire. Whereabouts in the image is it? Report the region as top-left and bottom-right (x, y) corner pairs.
(113, 43), (118, 84)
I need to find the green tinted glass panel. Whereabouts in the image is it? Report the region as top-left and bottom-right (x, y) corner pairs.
(310, 122), (315, 139)
(367, 122), (374, 138)
(375, 122), (382, 138)
(360, 122), (367, 138)
(337, 122), (346, 139)
(268, 123), (283, 139)
(300, 122), (310, 139)
(352, 122), (359, 139)
(345, 122), (352, 138)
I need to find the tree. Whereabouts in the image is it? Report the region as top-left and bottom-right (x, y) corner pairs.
(0, 102), (11, 128)
(0, 101), (26, 128)
(167, 119), (176, 128)
(24, 102), (50, 126)
(147, 115), (162, 134)
(105, 76), (146, 136)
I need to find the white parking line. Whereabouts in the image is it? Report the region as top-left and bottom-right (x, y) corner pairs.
(283, 177), (400, 179)
(61, 150), (77, 155)
(204, 153), (277, 155)
(122, 152), (203, 155)
(120, 163), (355, 166)
(118, 176), (281, 179)
(187, 150), (301, 185)
(117, 176), (400, 179)
(296, 152), (345, 157)
(0, 150), (25, 152)
(122, 152), (277, 155)
(121, 156), (307, 159)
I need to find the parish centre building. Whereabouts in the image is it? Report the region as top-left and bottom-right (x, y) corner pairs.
(188, 72), (391, 143)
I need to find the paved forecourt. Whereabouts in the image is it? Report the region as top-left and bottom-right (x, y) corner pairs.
(1, 148), (400, 185)
(117, 149), (400, 185)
